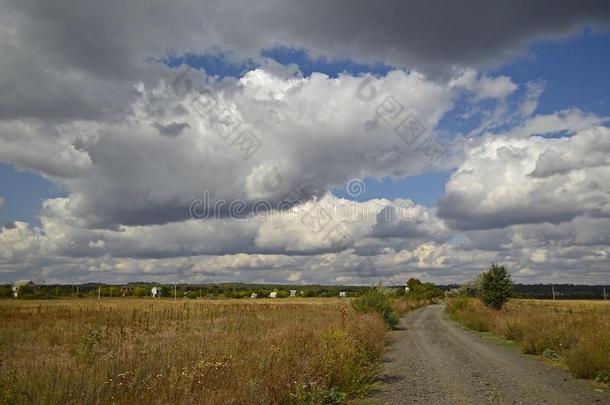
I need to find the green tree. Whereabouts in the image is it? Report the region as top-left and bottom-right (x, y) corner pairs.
(418, 282), (444, 301)
(406, 277), (422, 291)
(480, 263), (513, 310)
(133, 286), (149, 297)
(405, 278), (443, 302)
(0, 285), (12, 298)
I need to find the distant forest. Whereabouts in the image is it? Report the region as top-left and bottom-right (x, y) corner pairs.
(439, 284), (609, 300)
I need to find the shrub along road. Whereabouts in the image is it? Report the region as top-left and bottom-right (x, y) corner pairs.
(371, 304), (609, 404)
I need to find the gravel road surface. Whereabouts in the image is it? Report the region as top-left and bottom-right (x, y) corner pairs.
(371, 304), (609, 404)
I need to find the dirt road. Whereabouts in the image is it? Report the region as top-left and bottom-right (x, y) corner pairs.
(371, 304), (609, 404)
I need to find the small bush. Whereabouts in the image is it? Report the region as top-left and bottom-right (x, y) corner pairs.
(352, 287), (399, 328)
(480, 263), (513, 310)
(447, 276), (483, 298)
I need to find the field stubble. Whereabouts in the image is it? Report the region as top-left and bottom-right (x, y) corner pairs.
(0, 298), (393, 404)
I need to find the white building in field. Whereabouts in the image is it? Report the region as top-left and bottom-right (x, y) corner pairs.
(151, 286), (163, 298)
(289, 290), (297, 297)
(339, 291), (347, 298)
(12, 280), (35, 298)
(251, 292), (258, 298)
(269, 291), (277, 298)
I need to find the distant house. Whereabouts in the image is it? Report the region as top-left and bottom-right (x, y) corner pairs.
(250, 292), (258, 298)
(269, 291), (277, 298)
(12, 280), (35, 298)
(339, 291), (347, 298)
(289, 289), (297, 297)
(151, 286), (163, 298)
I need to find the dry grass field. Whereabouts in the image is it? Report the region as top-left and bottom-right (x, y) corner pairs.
(446, 298), (610, 383)
(0, 298), (397, 404)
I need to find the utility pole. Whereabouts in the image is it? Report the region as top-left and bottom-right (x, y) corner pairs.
(604, 286), (607, 301)
(551, 285), (555, 301)
(76, 285), (79, 296)
(174, 283), (177, 300)
(98, 285), (101, 299)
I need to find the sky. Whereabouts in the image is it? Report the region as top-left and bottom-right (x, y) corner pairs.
(1, 0), (610, 285)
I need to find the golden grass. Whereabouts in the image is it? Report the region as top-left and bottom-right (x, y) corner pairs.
(0, 298), (393, 404)
(446, 298), (610, 381)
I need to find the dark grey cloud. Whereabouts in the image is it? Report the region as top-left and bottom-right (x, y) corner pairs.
(1, 0), (609, 122)
(7, 0), (610, 78)
(1, 0), (608, 125)
(153, 122), (190, 137)
(438, 192), (580, 231)
(261, 0), (610, 75)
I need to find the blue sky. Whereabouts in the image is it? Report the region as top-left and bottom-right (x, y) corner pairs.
(493, 28), (610, 116)
(0, 164), (64, 226)
(2, 29), (610, 223)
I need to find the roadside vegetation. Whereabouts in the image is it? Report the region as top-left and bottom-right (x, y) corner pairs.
(404, 278), (444, 302)
(351, 286), (427, 328)
(446, 264), (610, 384)
(0, 295), (424, 404)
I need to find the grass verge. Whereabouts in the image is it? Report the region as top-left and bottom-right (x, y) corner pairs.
(446, 298), (610, 384)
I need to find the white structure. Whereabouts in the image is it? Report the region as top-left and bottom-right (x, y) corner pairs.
(339, 291), (347, 298)
(269, 291), (278, 298)
(405, 286), (410, 293)
(151, 286), (163, 298)
(251, 292), (258, 298)
(12, 280), (35, 298)
(289, 289), (297, 297)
